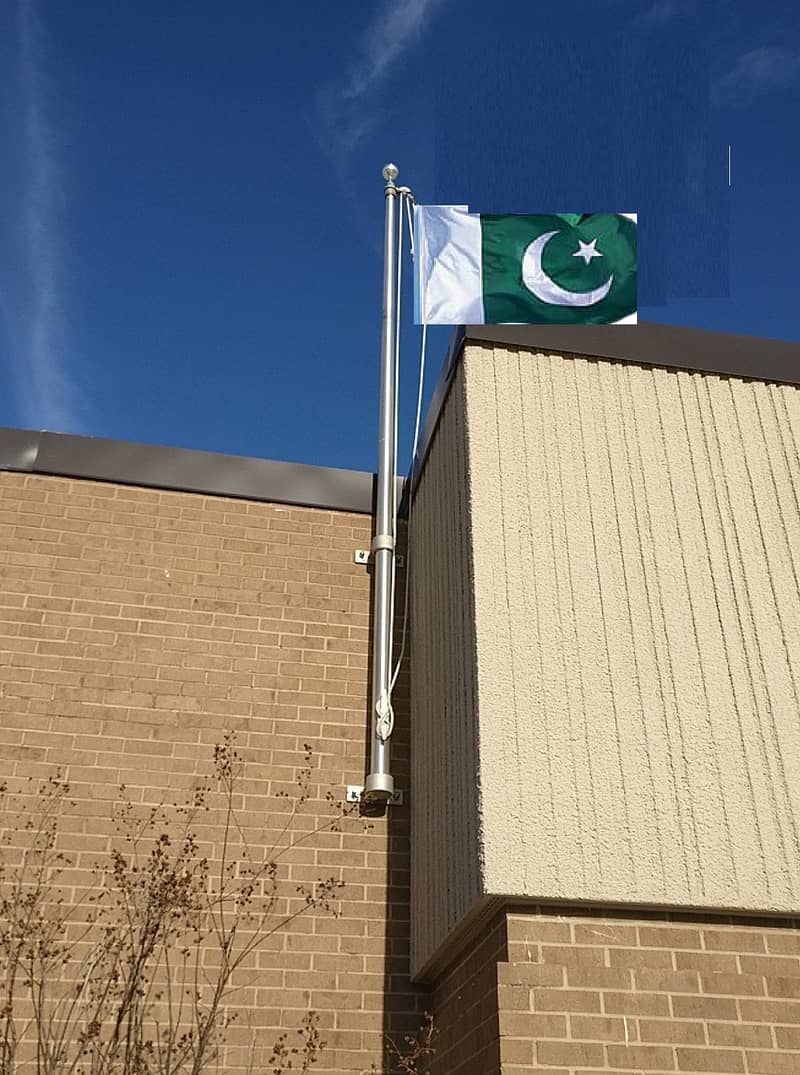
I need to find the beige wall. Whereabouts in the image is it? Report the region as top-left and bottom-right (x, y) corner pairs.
(411, 341), (800, 977)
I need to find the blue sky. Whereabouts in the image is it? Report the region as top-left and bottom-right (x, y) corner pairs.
(1, 0), (798, 473)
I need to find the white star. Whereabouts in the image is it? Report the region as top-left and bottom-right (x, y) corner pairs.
(572, 238), (603, 265)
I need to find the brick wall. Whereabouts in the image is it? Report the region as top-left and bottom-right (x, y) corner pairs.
(7, 467), (800, 1075)
(0, 471), (426, 1074)
(431, 906), (800, 1074)
(429, 911), (507, 1074)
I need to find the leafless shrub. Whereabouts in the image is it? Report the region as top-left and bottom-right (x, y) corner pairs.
(0, 735), (357, 1075)
(368, 1013), (437, 1075)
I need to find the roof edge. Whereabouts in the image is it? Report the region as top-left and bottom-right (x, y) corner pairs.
(410, 320), (800, 498)
(461, 321), (800, 383)
(0, 428), (376, 514)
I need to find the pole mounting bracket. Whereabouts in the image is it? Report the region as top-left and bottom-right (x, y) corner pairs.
(354, 549), (404, 567)
(346, 785), (404, 806)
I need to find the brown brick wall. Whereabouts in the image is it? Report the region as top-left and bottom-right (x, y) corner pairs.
(431, 907), (800, 1074)
(0, 471), (427, 1074)
(429, 911), (507, 1075)
(7, 469), (800, 1075)
(432, 907), (800, 1075)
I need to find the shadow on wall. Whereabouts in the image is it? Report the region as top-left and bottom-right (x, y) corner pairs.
(361, 521), (432, 1071)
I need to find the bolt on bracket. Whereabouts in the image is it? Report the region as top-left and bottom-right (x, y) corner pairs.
(353, 550), (405, 567)
(346, 785), (404, 806)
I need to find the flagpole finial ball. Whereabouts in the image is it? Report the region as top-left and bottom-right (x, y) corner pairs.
(382, 163), (399, 183)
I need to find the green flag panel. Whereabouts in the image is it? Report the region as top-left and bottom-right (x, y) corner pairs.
(481, 213), (637, 325)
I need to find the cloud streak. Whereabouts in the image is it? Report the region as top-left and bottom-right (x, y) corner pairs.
(343, 0), (447, 103)
(4, 0), (83, 430)
(316, 0), (447, 158)
(715, 45), (800, 99)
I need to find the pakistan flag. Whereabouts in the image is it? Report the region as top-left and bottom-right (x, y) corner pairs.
(414, 206), (637, 325)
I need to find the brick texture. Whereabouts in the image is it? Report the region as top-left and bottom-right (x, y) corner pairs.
(432, 908), (800, 1074)
(0, 472), (426, 1074)
(5, 471), (800, 1075)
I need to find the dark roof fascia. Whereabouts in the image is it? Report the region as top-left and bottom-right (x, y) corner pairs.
(0, 428), (376, 515)
(409, 321), (800, 499)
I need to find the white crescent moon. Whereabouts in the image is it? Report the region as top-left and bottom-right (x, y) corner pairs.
(522, 230), (614, 307)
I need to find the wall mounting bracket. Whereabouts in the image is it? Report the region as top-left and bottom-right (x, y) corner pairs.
(346, 785), (404, 806)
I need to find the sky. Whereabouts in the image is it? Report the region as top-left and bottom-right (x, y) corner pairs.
(0, 0), (799, 474)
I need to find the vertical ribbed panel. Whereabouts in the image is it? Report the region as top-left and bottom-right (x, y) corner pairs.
(411, 342), (800, 977)
(468, 344), (800, 909)
(410, 364), (483, 975)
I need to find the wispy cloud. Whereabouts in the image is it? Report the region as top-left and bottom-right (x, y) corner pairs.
(715, 45), (800, 99)
(343, 0), (447, 103)
(635, 2), (677, 28)
(316, 0), (447, 159)
(2, 0), (83, 430)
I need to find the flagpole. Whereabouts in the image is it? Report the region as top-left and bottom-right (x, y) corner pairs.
(364, 163), (400, 804)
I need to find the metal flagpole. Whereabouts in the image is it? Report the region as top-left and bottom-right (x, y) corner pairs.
(364, 163), (401, 803)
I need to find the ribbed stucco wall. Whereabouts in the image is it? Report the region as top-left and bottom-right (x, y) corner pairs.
(411, 341), (800, 977)
(410, 363), (483, 977)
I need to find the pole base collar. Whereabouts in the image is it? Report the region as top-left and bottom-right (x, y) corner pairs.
(364, 772), (395, 802)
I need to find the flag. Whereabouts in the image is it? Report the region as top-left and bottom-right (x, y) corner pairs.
(414, 207), (637, 325)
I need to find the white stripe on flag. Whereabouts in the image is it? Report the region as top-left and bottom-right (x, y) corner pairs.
(414, 205), (484, 324)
